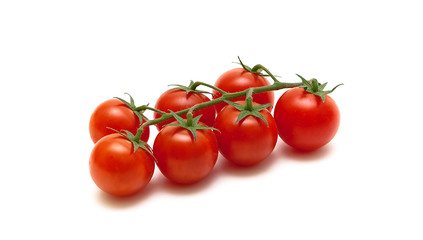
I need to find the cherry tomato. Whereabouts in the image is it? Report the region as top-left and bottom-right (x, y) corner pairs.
(273, 87), (340, 151)
(212, 68), (274, 112)
(89, 133), (155, 197)
(89, 99), (149, 143)
(213, 101), (278, 166)
(153, 124), (218, 184)
(153, 89), (216, 130)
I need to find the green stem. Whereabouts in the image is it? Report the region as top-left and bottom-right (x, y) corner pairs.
(190, 81), (227, 94)
(244, 89), (254, 111)
(133, 126), (144, 143)
(186, 109), (194, 126)
(311, 78), (319, 92)
(236, 57), (280, 83)
(135, 105), (166, 115)
(140, 80), (303, 129)
(251, 64), (280, 83)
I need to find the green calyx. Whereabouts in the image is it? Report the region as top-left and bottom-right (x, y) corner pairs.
(111, 94), (156, 159)
(224, 89), (272, 127)
(296, 74), (343, 102)
(164, 110), (219, 141)
(107, 128), (155, 160)
(115, 93), (147, 122)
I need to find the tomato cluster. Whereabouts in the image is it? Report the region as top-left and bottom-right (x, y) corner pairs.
(88, 61), (341, 197)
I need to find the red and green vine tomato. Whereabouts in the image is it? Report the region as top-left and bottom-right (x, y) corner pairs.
(89, 94), (149, 143)
(153, 81), (216, 130)
(273, 75), (343, 151)
(213, 93), (278, 166)
(212, 59), (274, 113)
(89, 131), (155, 197)
(153, 111), (218, 184)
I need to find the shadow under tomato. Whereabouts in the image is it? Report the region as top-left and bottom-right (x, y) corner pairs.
(151, 140), (291, 196)
(153, 167), (220, 196)
(214, 147), (283, 178)
(96, 177), (161, 209)
(280, 142), (333, 161)
(97, 142), (334, 207)
(149, 151), (280, 196)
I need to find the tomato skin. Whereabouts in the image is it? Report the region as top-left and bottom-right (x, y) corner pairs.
(213, 101), (278, 166)
(212, 68), (274, 112)
(153, 125), (218, 184)
(89, 99), (150, 143)
(89, 133), (155, 197)
(154, 89), (216, 130)
(273, 87), (340, 151)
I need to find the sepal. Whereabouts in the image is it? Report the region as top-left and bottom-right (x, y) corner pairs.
(296, 74), (343, 102)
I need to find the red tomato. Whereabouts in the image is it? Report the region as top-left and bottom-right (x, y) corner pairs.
(213, 101), (278, 166)
(273, 87), (340, 151)
(212, 68), (274, 112)
(89, 99), (149, 143)
(153, 124), (218, 184)
(89, 133), (155, 197)
(153, 89), (216, 130)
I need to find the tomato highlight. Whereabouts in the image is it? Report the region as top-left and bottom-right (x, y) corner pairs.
(89, 133), (155, 197)
(89, 98), (150, 144)
(214, 100), (278, 166)
(153, 124), (218, 184)
(274, 87), (340, 151)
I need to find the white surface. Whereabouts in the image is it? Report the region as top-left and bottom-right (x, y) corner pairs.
(1, 0), (422, 239)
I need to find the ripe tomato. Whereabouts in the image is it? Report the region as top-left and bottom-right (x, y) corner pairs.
(89, 133), (155, 197)
(212, 68), (274, 112)
(153, 124), (218, 184)
(213, 101), (278, 166)
(89, 98), (149, 143)
(273, 87), (340, 151)
(153, 89), (216, 130)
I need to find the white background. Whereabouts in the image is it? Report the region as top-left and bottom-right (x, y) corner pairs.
(1, 0), (422, 239)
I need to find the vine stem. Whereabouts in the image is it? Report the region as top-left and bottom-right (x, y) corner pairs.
(236, 57), (280, 83)
(244, 89), (254, 111)
(135, 105), (166, 114)
(186, 108), (194, 126)
(138, 80), (303, 130)
(251, 64), (281, 83)
(189, 81), (227, 94)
